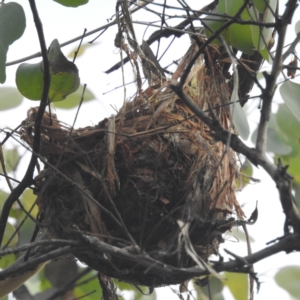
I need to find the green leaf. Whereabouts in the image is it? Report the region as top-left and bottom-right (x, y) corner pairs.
(16, 39), (80, 103)
(276, 104), (300, 157)
(39, 267), (52, 292)
(0, 254), (16, 269)
(0, 2), (26, 83)
(16, 62), (44, 100)
(203, 0), (256, 54)
(53, 0), (88, 7)
(21, 189), (38, 218)
(203, 0), (276, 54)
(259, 46), (271, 62)
(280, 81), (300, 123)
(0, 87), (23, 110)
(224, 272), (248, 300)
(0, 190), (9, 211)
(53, 85), (95, 109)
(74, 271), (102, 300)
(278, 154), (300, 184)
(252, 0), (268, 13)
(258, 0), (277, 50)
(275, 266), (300, 298)
(0, 146), (20, 173)
(251, 114), (292, 155)
(236, 160), (253, 189)
(3, 222), (18, 247)
(194, 276), (224, 300)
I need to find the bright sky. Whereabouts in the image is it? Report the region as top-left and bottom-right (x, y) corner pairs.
(2, 1), (300, 300)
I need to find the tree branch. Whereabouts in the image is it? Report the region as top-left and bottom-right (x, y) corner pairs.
(0, 0), (51, 246)
(255, 0), (297, 153)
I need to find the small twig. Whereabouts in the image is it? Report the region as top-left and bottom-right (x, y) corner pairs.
(242, 223), (254, 300)
(5, 0), (153, 67)
(56, 84), (87, 167)
(73, 28), (87, 63)
(282, 31), (300, 61)
(46, 267), (92, 300)
(105, 1), (217, 74)
(180, 0), (250, 87)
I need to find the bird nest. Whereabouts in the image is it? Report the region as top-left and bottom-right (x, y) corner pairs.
(21, 43), (243, 287)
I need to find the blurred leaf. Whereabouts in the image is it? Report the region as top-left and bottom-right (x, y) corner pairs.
(195, 276), (224, 300)
(275, 266), (300, 298)
(0, 146), (20, 173)
(295, 20), (300, 34)
(252, 0), (271, 13)
(45, 259), (78, 288)
(0, 190), (9, 211)
(20, 189), (38, 218)
(280, 81), (300, 123)
(256, 71), (265, 81)
(3, 222), (18, 246)
(52, 85), (96, 109)
(74, 270), (102, 300)
(53, 0), (88, 7)
(203, 0), (276, 55)
(276, 104), (300, 157)
(0, 2), (26, 83)
(237, 160), (253, 189)
(0, 253), (16, 269)
(39, 267), (52, 292)
(230, 71), (250, 140)
(224, 272), (248, 300)
(252, 114), (292, 155)
(278, 154), (300, 184)
(13, 284), (34, 300)
(0, 87), (23, 110)
(67, 42), (98, 59)
(17, 214), (36, 247)
(117, 281), (133, 291)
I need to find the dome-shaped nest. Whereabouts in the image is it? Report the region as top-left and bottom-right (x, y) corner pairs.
(21, 43), (243, 287)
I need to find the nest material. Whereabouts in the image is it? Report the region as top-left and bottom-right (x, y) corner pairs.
(21, 43), (243, 287)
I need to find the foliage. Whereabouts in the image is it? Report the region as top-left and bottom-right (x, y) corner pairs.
(0, 2), (25, 83)
(203, 0), (277, 56)
(0, 1), (300, 300)
(16, 39), (80, 102)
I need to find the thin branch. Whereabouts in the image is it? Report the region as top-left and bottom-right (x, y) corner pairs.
(0, 0), (51, 246)
(255, 0), (297, 153)
(282, 31), (300, 61)
(1, 232), (300, 290)
(5, 0), (153, 67)
(105, 1), (217, 74)
(180, 0), (250, 87)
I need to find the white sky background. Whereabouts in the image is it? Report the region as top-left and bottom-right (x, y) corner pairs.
(1, 0), (300, 299)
